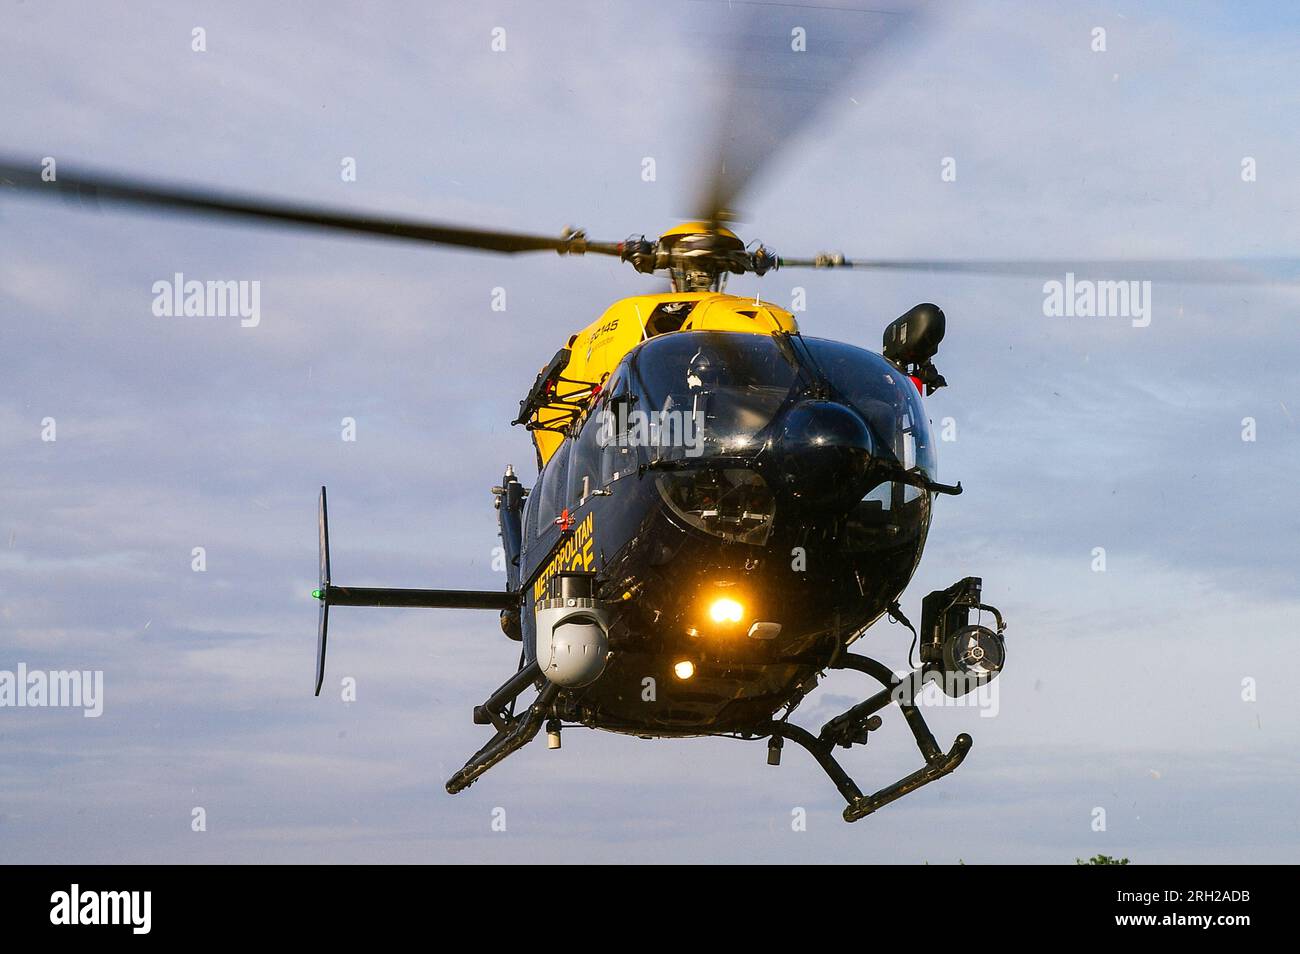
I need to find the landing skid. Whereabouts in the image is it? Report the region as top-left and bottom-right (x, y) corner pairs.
(443, 651), (970, 822)
(762, 653), (971, 822)
(445, 665), (558, 794)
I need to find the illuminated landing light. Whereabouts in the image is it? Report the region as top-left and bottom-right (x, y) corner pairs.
(708, 597), (744, 624)
(673, 660), (696, 680)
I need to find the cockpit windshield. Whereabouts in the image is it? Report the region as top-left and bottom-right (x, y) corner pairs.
(579, 330), (940, 547)
(801, 336), (939, 482)
(620, 331), (937, 481)
(626, 331), (800, 462)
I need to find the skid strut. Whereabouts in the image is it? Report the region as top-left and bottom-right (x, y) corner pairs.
(446, 681), (560, 794)
(764, 653), (972, 822)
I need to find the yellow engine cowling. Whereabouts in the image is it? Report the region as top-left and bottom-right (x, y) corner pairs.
(529, 292), (799, 466)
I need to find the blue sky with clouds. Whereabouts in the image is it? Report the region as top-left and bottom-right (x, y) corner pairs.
(2, 0), (1297, 862)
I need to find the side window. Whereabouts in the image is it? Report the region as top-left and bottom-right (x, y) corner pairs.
(523, 482), (541, 542)
(536, 440), (572, 528)
(568, 365), (638, 491)
(599, 372), (640, 484)
(569, 405), (604, 505)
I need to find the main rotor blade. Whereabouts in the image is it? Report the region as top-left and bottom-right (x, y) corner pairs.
(0, 157), (623, 256)
(775, 255), (1300, 285)
(691, 1), (926, 226)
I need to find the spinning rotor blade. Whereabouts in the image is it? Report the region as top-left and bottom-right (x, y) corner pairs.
(774, 255), (1300, 285)
(691, 1), (925, 227)
(687, 5), (1300, 287)
(0, 158), (624, 256)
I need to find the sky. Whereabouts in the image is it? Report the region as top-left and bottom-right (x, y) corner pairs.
(1, 0), (1298, 863)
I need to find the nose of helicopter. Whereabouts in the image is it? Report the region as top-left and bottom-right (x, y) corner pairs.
(769, 400), (877, 511)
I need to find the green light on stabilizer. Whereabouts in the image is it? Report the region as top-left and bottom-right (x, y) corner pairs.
(312, 588), (324, 600)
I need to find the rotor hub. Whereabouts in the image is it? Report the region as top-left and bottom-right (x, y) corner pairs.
(620, 222), (779, 292)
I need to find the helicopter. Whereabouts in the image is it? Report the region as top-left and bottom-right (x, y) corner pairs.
(4, 2), (1295, 823)
(303, 218), (1006, 821)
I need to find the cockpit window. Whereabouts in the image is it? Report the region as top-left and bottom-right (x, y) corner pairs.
(627, 331), (800, 462)
(800, 337), (938, 482)
(605, 331), (937, 485)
